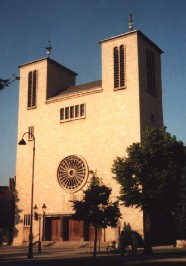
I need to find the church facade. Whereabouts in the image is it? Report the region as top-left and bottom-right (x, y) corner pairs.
(14, 29), (163, 245)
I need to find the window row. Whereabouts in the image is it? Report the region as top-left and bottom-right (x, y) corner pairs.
(114, 45), (126, 89)
(60, 103), (85, 122)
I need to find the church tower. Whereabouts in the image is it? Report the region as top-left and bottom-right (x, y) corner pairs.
(14, 27), (163, 245)
(100, 29), (163, 136)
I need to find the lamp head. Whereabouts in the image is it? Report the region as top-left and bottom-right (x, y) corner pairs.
(33, 204), (38, 211)
(18, 138), (27, 145)
(42, 203), (47, 212)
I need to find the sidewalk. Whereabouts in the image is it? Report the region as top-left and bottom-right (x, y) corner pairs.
(0, 245), (186, 265)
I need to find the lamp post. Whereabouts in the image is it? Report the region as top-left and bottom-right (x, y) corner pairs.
(33, 204), (47, 253)
(42, 204), (47, 241)
(18, 132), (35, 259)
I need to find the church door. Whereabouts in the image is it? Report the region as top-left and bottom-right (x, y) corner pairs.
(51, 219), (61, 241)
(69, 219), (83, 241)
(45, 217), (61, 241)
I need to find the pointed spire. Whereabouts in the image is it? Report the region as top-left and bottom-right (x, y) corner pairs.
(129, 13), (134, 31)
(46, 39), (52, 58)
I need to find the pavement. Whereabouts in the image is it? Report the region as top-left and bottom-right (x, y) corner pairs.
(1, 244), (186, 265)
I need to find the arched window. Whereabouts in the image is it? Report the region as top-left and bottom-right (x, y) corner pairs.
(120, 45), (125, 87)
(114, 47), (119, 88)
(114, 45), (125, 89)
(27, 70), (37, 108)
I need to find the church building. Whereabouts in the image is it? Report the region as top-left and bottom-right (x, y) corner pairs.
(14, 26), (163, 245)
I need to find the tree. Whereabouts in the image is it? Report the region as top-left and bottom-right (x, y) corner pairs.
(0, 75), (19, 91)
(112, 127), (185, 253)
(71, 171), (121, 259)
(174, 149), (186, 239)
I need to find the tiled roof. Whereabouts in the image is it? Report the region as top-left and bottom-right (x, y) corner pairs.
(56, 80), (102, 97)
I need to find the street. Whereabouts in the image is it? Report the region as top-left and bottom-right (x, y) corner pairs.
(1, 245), (186, 265)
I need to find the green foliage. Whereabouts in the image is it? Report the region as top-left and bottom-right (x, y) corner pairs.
(174, 157), (186, 238)
(112, 127), (185, 215)
(71, 171), (121, 228)
(71, 171), (121, 259)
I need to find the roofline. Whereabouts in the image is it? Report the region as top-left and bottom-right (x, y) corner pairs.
(99, 30), (163, 53)
(18, 57), (78, 76)
(18, 57), (48, 68)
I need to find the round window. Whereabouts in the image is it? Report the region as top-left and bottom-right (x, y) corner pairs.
(57, 155), (89, 193)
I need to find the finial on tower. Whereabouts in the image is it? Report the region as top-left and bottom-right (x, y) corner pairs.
(129, 13), (134, 31)
(46, 39), (52, 57)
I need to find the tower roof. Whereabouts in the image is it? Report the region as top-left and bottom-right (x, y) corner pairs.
(99, 30), (163, 53)
(18, 57), (78, 76)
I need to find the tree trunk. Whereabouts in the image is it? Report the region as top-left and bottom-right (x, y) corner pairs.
(93, 226), (98, 259)
(143, 208), (152, 254)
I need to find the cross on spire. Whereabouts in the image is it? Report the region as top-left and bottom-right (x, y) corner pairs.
(129, 13), (134, 31)
(46, 39), (52, 57)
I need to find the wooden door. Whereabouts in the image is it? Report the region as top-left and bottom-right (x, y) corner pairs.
(69, 219), (83, 241)
(51, 219), (61, 241)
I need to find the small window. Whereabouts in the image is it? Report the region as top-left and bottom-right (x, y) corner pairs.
(80, 104), (85, 117)
(75, 105), (79, 117)
(70, 106), (75, 119)
(24, 214), (31, 227)
(65, 107), (69, 119)
(28, 126), (34, 140)
(60, 108), (64, 120)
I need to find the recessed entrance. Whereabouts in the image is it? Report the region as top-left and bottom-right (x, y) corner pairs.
(44, 215), (91, 241)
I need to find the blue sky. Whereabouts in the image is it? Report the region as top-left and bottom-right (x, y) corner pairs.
(0, 0), (186, 186)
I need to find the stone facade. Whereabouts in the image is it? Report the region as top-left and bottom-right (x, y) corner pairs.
(14, 30), (163, 245)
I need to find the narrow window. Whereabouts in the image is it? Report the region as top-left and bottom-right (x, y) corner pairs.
(60, 108), (64, 120)
(32, 70), (37, 106)
(114, 47), (119, 88)
(120, 45), (125, 87)
(147, 49), (155, 94)
(27, 70), (37, 108)
(75, 105), (79, 118)
(80, 104), (85, 117)
(114, 45), (125, 89)
(65, 107), (69, 119)
(150, 113), (155, 124)
(28, 72), (32, 108)
(28, 126), (34, 140)
(70, 106), (75, 119)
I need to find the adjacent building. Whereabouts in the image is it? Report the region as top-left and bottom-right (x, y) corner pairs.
(0, 178), (15, 244)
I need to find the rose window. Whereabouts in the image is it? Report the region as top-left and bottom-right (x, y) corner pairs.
(57, 155), (89, 193)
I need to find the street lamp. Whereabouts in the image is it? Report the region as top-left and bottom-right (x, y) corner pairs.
(33, 204), (47, 253)
(18, 131), (35, 259)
